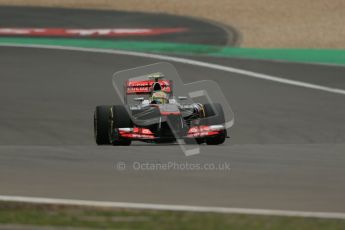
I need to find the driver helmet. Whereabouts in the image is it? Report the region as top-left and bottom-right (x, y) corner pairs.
(151, 91), (168, 104)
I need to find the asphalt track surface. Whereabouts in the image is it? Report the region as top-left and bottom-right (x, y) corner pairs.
(0, 7), (345, 213)
(1, 46), (345, 213)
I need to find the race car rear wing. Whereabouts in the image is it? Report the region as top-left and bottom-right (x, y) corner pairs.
(124, 79), (173, 103)
(126, 79), (172, 94)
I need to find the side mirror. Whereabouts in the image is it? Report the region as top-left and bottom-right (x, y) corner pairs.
(178, 96), (187, 100)
(134, 97), (144, 102)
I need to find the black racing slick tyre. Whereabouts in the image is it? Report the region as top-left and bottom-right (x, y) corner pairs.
(205, 129), (227, 145)
(202, 103), (225, 125)
(94, 105), (111, 145)
(202, 103), (227, 145)
(184, 138), (204, 145)
(109, 105), (133, 146)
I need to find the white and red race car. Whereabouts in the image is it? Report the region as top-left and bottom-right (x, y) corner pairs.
(94, 75), (227, 145)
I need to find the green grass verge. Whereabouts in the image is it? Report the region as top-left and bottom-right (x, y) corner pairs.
(1, 37), (345, 65)
(1, 202), (345, 230)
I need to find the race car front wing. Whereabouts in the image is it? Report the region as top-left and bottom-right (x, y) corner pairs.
(117, 125), (225, 140)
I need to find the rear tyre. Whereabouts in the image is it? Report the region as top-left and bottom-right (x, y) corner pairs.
(202, 103), (227, 145)
(94, 105), (111, 145)
(109, 105), (133, 146)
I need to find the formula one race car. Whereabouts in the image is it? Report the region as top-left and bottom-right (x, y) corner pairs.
(94, 74), (227, 145)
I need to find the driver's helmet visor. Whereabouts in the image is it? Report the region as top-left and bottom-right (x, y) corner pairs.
(151, 91), (168, 104)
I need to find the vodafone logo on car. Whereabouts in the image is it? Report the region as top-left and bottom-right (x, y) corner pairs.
(0, 28), (187, 37)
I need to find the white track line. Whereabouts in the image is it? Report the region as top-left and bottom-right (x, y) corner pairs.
(1, 195), (345, 220)
(1, 43), (345, 96)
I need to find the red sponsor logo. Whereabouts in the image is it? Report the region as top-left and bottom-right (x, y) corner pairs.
(187, 126), (220, 137)
(119, 127), (155, 139)
(127, 80), (171, 94)
(0, 28), (187, 37)
(127, 80), (170, 87)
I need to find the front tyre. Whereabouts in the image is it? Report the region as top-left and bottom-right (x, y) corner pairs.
(94, 105), (111, 145)
(109, 105), (132, 146)
(184, 138), (204, 145)
(202, 103), (227, 145)
(205, 129), (227, 145)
